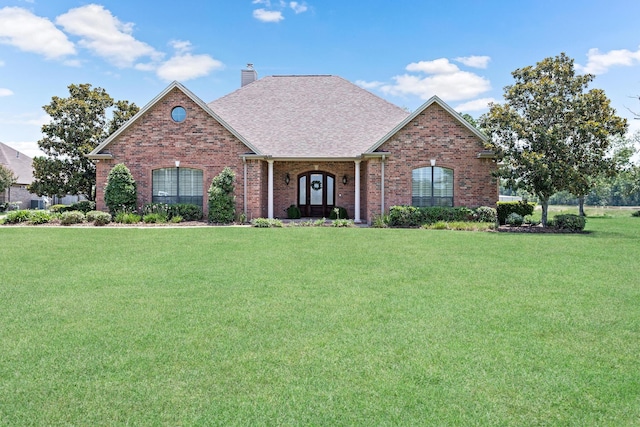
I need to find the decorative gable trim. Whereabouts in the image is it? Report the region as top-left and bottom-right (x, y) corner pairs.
(87, 81), (262, 159)
(365, 95), (489, 154)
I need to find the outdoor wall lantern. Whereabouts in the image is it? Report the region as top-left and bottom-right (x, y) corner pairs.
(285, 173), (290, 185)
(430, 158), (436, 167)
(342, 175), (348, 185)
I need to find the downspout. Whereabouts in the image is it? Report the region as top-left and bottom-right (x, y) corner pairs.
(243, 156), (247, 218)
(267, 159), (274, 219)
(354, 160), (361, 223)
(380, 155), (385, 216)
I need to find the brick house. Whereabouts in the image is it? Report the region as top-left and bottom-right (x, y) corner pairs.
(88, 70), (497, 223)
(0, 142), (40, 209)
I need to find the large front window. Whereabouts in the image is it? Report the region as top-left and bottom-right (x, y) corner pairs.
(412, 166), (453, 207)
(152, 168), (203, 206)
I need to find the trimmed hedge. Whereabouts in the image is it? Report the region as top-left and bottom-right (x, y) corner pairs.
(496, 201), (536, 225)
(388, 206), (475, 227)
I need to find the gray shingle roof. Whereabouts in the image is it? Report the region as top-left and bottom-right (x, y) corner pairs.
(0, 141), (34, 184)
(208, 75), (410, 158)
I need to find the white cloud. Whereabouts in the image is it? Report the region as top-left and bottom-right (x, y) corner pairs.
(0, 88), (13, 97)
(156, 53), (223, 81)
(406, 58), (459, 74)
(154, 40), (223, 81)
(0, 7), (76, 59)
(455, 55), (491, 69)
(290, 2), (308, 13)
(454, 97), (496, 112)
(381, 58), (491, 102)
(56, 4), (162, 68)
(579, 46), (640, 75)
(253, 8), (284, 22)
(169, 40), (192, 54)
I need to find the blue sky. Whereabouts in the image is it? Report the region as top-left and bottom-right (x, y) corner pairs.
(1, 0), (640, 158)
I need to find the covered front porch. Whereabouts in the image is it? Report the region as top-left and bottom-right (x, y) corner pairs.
(241, 156), (375, 222)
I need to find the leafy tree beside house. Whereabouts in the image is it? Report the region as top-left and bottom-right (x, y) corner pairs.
(29, 83), (139, 201)
(208, 167), (236, 223)
(480, 53), (627, 226)
(0, 164), (16, 195)
(104, 163), (137, 214)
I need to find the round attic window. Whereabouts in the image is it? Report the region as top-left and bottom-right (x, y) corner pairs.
(171, 106), (187, 123)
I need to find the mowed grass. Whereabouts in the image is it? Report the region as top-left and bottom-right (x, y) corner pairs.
(1, 216), (639, 425)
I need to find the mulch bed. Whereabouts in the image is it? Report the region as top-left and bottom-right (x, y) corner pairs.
(497, 224), (586, 233)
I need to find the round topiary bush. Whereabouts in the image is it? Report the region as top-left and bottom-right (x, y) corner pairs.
(104, 163), (137, 214)
(506, 212), (524, 227)
(60, 210), (85, 225)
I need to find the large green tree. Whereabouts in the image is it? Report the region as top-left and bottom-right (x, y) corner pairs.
(0, 164), (16, 195)
(480, 53), (628, 225)
(29, 84), (138, 200)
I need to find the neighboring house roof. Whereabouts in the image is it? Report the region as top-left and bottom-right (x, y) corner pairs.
(208, 75), (410, 158)
(88, 81), (262, 159)
(0, 141), (34, 185)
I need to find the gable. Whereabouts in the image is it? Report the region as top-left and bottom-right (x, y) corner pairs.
(88, 82), (260, 159)
(367, 96), (487, 154)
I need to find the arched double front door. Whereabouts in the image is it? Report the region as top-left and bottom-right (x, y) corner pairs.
(298, 171), (335, 217)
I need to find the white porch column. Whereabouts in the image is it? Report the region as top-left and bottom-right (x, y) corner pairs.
(354, 160), (361, 223)
(267, 159), (274, 219)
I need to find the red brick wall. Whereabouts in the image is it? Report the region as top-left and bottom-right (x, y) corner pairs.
(95, 88), (258, 218)
(365, 103), (498, 222)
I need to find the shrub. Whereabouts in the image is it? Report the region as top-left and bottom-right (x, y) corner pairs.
(104, 163), (137, 214)
(430, 221), (448, 230)
(142, 203), (170, 217)
(3, 209), (31, 224)
(143, 213), (166, 223)
(474, 206), (497, 223)
(170, 215), (183, 223)
(251, 218), (283, 228)
(169, 203), (203, 221)
(554, 214), (586, 232)
(68, 200), (96, 213)
(87, 211), (111, 226)
(388, 206), (422, 227)
(208, 167), (236, 223)
(329, 206), (349, 220)
(632, 210), (640, 217)
(28, 210), (53, 225)
(371, 214), (389, 228)
(114, 212), (141, 224)
(388, 206), (474, 227)
(496, 201), (536, 225)
(506, 212), (524, 226)
(60, 210), (85, 225)
(332, 219), (354, 227)
(286, 204), (301, 219)
(49, 204), (66, 213)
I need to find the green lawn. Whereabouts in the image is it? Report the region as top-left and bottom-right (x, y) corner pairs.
(1, 216), (639, 425)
